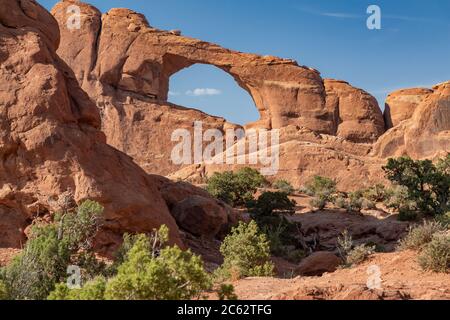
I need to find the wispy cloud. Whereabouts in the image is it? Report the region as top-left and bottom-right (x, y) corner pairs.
(186, 88), (222, 96)
(296, 6), (363, 20)
(295, 6), (449, 25)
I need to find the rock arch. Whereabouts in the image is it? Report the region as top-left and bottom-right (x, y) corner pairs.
(167, 62), (260, 124)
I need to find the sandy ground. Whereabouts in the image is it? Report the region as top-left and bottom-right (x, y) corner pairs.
(230, 250), (450, 300)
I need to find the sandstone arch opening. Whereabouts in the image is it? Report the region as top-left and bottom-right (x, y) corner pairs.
(168, 64), (260, 126)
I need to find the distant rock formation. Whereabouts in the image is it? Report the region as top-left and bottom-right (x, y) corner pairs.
(374, 82), (450, 159)
(51, 1), (408, 186)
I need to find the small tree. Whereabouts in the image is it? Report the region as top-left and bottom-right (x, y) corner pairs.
(1, 200), (104, 300)
(216, 221), (274, 280)
(247, 192), (302, 259)
(383, 156), (450, 217)
(206, 168), (267, 206)
(105, 231), (211, 300)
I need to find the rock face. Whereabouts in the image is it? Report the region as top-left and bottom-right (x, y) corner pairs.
(384, 88), (433, 129)
(51, 1), (393, 183)
(324, 79), (385, 143)
(374, 82), (450, 159)
(0, 0), (236, 252)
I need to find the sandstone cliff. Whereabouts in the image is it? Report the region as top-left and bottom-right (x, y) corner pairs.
(0, 0), (237, 252)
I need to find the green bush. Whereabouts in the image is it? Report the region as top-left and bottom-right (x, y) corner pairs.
(399, 221), (447, 250)
(47, 226), (212, 301)
(310, 196), (327, 210)
(383, 156), (450, 217)
(333, 195), (348, 209)
(303, 176), (337, 198)
(206, 168), (267, 206)
(346, 244), (376, 266)
(247, 192), (302, 260)
(216, 221), (274, 280)
(347, 191), (364, 213)
(48, 277), (107, 300)
(337, 231), (375, 266)
(363, 184), (388, 202)
(304, 176), (336, 210)
(217, 284), (238, 300)
(1, 201), (104, 300)
(418, 233), (450, 273)
(0, 280), (8, 300)
(273, 180), (295, 194)
(105, 235), (211, 300)
(436, 211), (450, 227)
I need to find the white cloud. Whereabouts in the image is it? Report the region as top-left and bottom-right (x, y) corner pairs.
(186, 88), (222, 96)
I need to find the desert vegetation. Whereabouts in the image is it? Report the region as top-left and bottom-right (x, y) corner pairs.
(1, 155), (449, 301)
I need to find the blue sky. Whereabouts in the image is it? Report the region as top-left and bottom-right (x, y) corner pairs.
(38, 0), (450, 125)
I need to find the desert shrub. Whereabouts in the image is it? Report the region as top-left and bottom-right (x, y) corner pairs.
(111, 226), (170, 273)
(418, 233), (450, 273)
(436, 211), (450, 228)
(337, 230), (353, 261)
(105, 230), (211, 300)
(310, 196), (327, 210)
(48, 277), (107, 300)
(0, 280), (8, 300)
(346, 244), (376, 266)
(399, 221), (447, 250)
(247, 192), (302, 259)
(333, 195), (347, 209)
(216, 221), (274, 280)
(363, 184), (388, 202)
(337, 231), (375, 266)
(273, 180), (295, 194)
(1, 201), (104, 300)
(303, 176), (336, 198)
(347, 191), (364, 213)
(383, 156), (450, 217)
(217, 284), (238, 300)
(206, 168), (267, 206)
(47, 226), (211, 301)
(304, 176), (336, 210)
(55, 200), (103, 250)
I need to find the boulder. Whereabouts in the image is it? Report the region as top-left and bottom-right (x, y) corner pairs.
(296, 252), (341, 277)
(171, 195), (228, 238)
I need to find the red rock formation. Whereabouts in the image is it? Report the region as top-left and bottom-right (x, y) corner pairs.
(374, 82), (450, 159)
(325, 79), (385, 143)
(384, 88), (433, 129)
(0, 0), (238, 252)
(51, 1), (389, 181)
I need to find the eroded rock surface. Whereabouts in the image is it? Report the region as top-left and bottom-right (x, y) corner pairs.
(0, 0), (237, 252)
(50, 1), (409, 186)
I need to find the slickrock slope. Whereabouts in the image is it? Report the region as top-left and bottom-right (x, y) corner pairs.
(0, 0), (237, 252)
(50, 1), (414, 187)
